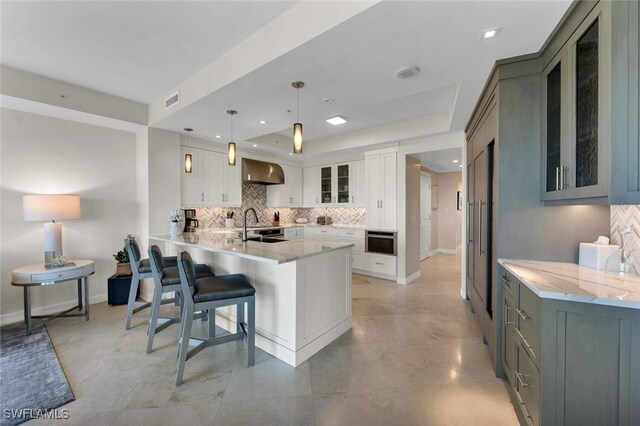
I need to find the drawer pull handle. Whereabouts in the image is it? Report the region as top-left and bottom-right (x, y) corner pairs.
(516, 309), (529, 320)
(516, 371), (529, 388)
(501, 274), (511, 287)
(375, 262), (384, 266)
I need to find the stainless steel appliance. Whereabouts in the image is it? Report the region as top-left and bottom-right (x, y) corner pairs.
(317, 216), (333, 225)
(183, 209), (199, 232)
(365, 230), (397, 256)
(241, 158), (285, 185)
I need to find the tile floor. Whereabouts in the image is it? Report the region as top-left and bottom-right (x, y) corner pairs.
(34, 253), (519, 425)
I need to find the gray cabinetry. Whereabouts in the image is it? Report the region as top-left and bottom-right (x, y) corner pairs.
(499, 264), (640, 425)
(541, 1), (640, 205)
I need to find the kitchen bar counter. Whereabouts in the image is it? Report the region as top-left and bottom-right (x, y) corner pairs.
(200, 223), (367, 233)
(152, 230), (353, 264)
(151, 230), (353, 367)
(498, 258), (640, 309)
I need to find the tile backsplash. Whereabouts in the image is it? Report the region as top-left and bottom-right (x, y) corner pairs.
(610, 205), (640, 275)
(194, 183), (365, 228)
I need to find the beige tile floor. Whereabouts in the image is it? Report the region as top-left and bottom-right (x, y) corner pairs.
(34, 253), (519, 425)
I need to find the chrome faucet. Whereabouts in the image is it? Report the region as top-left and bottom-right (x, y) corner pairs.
(242, 208), (258, 242)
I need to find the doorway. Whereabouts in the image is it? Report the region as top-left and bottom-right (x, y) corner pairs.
(420, 172), (432, 260)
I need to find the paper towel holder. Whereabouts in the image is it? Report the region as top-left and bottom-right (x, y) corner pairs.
(23, 194), (81, 268)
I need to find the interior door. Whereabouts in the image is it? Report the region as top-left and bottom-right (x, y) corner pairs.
(420, 172), (432, 260)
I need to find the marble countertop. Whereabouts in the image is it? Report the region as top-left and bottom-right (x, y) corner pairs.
(151, 230), (354, 264)
(203, 223), (366, 233)
(498, 259), (640, 310)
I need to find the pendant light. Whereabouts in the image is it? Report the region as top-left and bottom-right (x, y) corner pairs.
(291, 81), (304, 154)
(227, 110), (238, 166)
(184, 128), (193, 173)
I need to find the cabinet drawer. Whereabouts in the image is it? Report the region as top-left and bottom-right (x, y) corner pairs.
(503, 297), (517, 387)
(500, 268), (514, 298)
(334, 228), (364, 239)
(33, 268), (83, 283)
(517, 283), (541, 363)
(284, 227), (302, 239)
(516, 343), (540, 426)
(313, 227), (336, 238)
(352, 252), (368, 270)
(369, 254), (396, 275)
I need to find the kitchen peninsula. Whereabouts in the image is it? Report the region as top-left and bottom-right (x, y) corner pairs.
(151, 230), (353, 367)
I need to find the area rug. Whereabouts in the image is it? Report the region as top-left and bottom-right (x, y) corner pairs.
(0, 321), (74, 425)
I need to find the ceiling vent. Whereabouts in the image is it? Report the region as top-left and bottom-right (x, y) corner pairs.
(165, 91), (180, 110)
(396, 66), (420, 80)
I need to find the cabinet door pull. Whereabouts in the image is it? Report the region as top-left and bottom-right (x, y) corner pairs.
(516, 371), (529, 388)
(516, 308), (529, 320)
(316, 197), (318, 204)
(556, 166), (560, 191)
(478, 201), (485, 255)
(375, 262), (384, 266)
(561, 166), (568, 190)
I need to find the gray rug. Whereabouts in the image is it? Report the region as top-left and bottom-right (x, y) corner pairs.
(0, 321), (75, 425)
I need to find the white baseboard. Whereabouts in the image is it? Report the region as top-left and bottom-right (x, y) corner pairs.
(397, 269), (421, 285)
(0, 293), (108, 326)
(353, 268), (397, 282)
(436, 248), (457, 254)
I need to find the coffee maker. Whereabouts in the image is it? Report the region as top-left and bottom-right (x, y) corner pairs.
(183, 209), (199, 232)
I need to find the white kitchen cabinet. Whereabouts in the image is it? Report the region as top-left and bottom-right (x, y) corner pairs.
(303, 166), (321, 207)
(368, 254), (397, 276)
(365, 151), (397, 230)
(181, 147), (241, 207)
(350, 160), (366, 206)
(284, 227), (304, 240)
(267, 164), (303, 207)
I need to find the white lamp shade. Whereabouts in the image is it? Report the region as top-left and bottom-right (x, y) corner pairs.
(23, 194), (81, 221)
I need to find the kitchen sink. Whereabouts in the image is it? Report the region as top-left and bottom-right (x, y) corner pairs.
(246, 236), (287, 243)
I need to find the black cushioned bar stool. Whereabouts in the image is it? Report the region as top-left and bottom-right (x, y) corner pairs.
(146, 245), (214, 354)
(124, 239), (178, 330)
(175, 251), (255, 386)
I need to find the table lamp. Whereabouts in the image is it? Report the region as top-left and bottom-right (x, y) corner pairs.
(23, 194), (81, 267)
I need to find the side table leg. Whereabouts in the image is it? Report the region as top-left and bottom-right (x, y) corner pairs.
(84, 276), (90, 321)
(23, 287), (32, 335)
(77, 278), (83, 311)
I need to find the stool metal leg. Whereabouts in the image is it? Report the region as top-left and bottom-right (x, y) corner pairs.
(236, 303), (245, 336)
(146, 283), (163, 353)
(77, 278), (83, 311)
(84, 276), (90, 321)
(176, 304), (194, 386)
(247, 298), (255, 367)
(207, 309), (216, 339)
(23, 287), (32, 336)
(125, 271), (140, 330)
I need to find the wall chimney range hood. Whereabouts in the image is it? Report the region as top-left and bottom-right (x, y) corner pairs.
(241, 158), (285, 185)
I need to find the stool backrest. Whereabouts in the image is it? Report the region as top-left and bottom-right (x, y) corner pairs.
(148, 245), (166, 273)
(126, 239), (142, 267)
(177, 251), (197, 304)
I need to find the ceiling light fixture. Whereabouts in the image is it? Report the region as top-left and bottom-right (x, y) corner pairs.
(226, 110), (237, 166)
(291, 81), (304, 154)
(215, 135), (221, 138)
(253, 144), (258, 147)
(326, 116), (347, 126)
(481, 27), (501, 40)
(396, 66), (420, 80)
(452, 160), (459, 163)
(259, 120), (267, 124)
(184, 128), (193, 173)
(459, 165), (463, 168)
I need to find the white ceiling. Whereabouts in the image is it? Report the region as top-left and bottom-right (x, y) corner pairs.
(0, 0), (572, 156)
(411, 148), (463, 173)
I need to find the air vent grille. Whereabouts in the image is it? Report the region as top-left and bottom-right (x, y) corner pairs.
(165, 91), (180, 110)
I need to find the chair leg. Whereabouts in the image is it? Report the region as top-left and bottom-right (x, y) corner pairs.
(146, 283), (163, 354)
(208, 308), (216, 339)
(247, 298), (255, 367)
(177, 301), (189, 358)
(236, 303), (245, 336)
(176, 304), (194, 386)
(125, 272), (140, 330)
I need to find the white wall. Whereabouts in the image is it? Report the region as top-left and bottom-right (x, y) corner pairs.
(0, 108), (137, 324)
(148, 128), (181, 236)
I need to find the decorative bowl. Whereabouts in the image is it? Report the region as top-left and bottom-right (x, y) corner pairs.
(295, 218), (309, 224)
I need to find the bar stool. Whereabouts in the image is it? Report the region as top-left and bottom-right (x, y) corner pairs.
(146, 245), (214, 354)
(124, 239), (177, 330)
(175, 251), (255, 386)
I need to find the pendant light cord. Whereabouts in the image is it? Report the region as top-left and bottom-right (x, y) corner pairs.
(297, 87), (300, 122)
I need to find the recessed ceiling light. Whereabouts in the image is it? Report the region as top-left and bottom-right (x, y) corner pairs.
(253, 144), (258, 147)
(481, 27), (501, 40)
(459, 165), (463, 168)
(215, 135), (221, 138)
(326, 116), (347, 126)
(452, 160), (459, 163)
(259, 120), (267, 124)
(396, 66), (420, 80)
(289, 153), (293, 155)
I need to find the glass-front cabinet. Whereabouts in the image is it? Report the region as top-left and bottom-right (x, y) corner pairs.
(542, 5), (609, 203)
(317, 163), (358, 205)
(337, 165), (350, 203)
(321, 166), (332, 204)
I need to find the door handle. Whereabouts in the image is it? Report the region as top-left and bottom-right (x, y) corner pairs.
(467, 202), (473, 243)
(555, 167), (560, 191)
(561, 166), (567, 190)
(478, 201), (485, 255)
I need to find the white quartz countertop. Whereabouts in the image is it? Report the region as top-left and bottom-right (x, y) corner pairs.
(151, 230), (354, 264)
(498, 259), (640, 310)
(206, 223), (366, 233)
